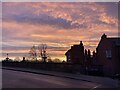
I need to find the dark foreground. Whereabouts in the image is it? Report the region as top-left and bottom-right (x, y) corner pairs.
(2, 69), (116, 89)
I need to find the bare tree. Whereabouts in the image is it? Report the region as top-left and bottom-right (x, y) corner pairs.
(38, 44), (47, 63)
(29, 45), (37, 61)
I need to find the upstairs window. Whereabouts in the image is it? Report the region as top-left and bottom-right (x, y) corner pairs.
(106, 49), (112, 58)
(68, 54), (71, 61)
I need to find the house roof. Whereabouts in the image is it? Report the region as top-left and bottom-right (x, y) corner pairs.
(97, 34), (120, 49)
(65, 49), (71, 55)
(108, 38), (120, 46)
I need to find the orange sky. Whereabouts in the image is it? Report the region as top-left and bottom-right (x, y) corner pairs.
(1, 2), (118, 61)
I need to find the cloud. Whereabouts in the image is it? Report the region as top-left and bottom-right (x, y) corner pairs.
(3, 2), (118, 29)
(2, 2), (118, 60)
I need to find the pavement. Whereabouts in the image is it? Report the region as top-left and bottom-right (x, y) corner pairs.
(2, 69), (102, 88)
(2, 66), (120, 88)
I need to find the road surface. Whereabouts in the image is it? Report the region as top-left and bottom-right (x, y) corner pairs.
(2, 69), (113, 88)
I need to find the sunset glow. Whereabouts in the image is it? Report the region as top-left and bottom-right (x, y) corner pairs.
(2, 2), (118, 61)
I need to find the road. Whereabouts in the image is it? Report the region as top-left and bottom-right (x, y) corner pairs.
(2, 69), (113, 89)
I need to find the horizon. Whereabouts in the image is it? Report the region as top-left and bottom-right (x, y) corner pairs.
(1, 2), (118, 61)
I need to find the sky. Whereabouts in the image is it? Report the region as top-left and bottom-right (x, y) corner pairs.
(1, 0), (120, 2)
(1, 2), (119, 61)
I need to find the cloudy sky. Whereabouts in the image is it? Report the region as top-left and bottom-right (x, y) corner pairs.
(1, 2), (118, 61)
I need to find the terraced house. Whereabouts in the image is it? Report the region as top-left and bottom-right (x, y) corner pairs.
(96, 34), (120, 76)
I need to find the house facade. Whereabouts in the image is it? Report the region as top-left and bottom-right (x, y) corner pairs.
(65, 41), (85, 64)
(96, 34), (120, 76)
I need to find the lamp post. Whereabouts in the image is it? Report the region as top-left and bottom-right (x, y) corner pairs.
(6, 53), (9, 60)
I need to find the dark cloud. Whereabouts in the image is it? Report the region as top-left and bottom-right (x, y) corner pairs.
(2, 44), (68, 51)
(3, 13), (80, 29)
(2, 52), (29, 58)
(96, 2), (118, 18)
(2, 46), (30, 50)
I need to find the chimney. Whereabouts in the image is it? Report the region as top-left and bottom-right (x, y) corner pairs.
(101, 33), (107, 39)
(80, 41), (83, 46)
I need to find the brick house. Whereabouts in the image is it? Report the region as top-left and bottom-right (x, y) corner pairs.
(96, 34), (120, 76)
(65, 41), (85, 64)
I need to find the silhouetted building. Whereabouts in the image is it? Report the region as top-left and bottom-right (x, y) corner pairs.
(65, 41), (85, 64)
(96, 34), (120, 76)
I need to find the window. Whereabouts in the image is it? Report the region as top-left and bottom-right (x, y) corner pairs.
(106, 49), (112, 58)
(68, 54), (71, 61)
